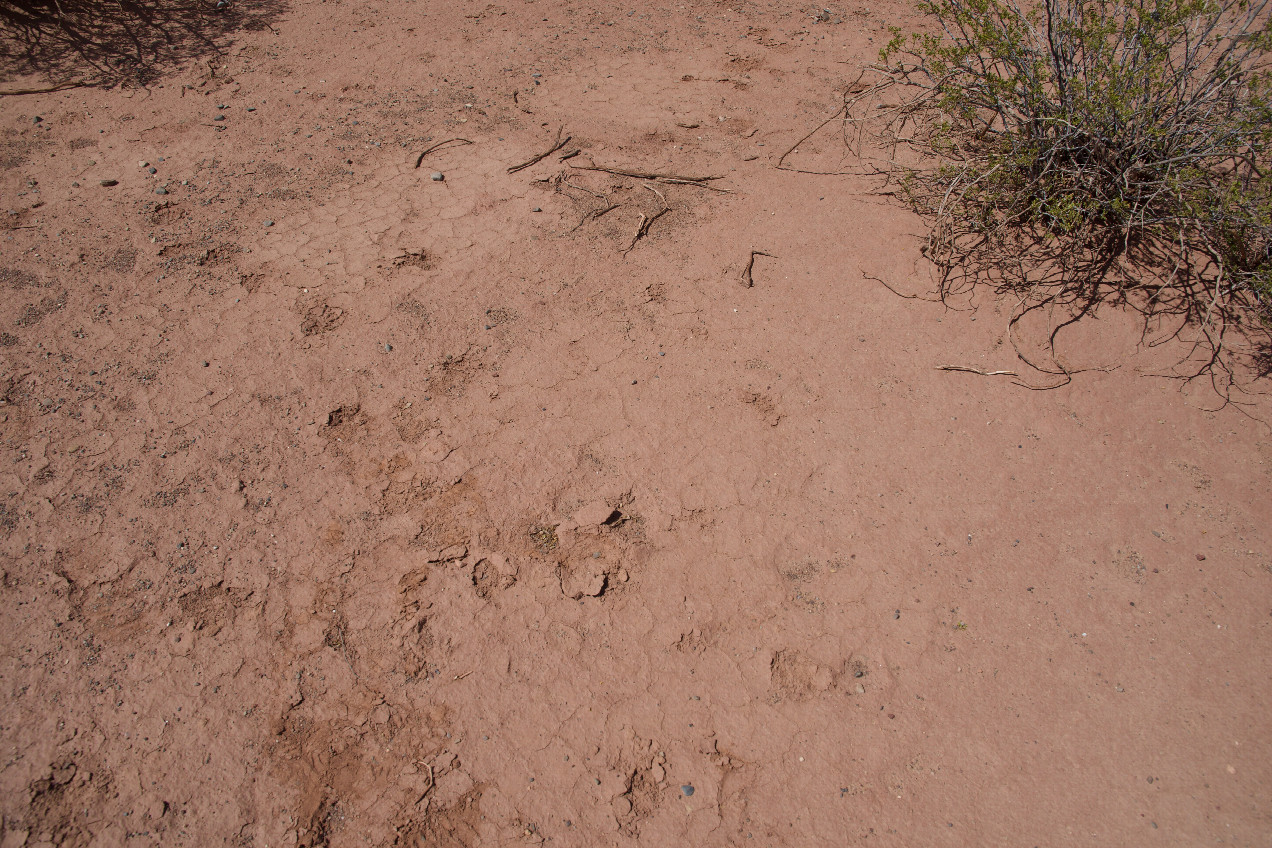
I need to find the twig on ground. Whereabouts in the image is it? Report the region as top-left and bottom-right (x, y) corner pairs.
(0, 80), (90, 96)
(570, 160), (726, 188)
(508, 125), (570, 173)
(335, 625), (357, 680)
(414, 138), (473, 169)
(640, 182), (668, 207)
(937, 365), (1019, 376)
(412, 763), (435, 808)
(624, 207), (669, 254)
(741, 250), (775, 287)
(569, 202), (620, 233)
(776, 70), (897, 173)
(861, 269), (938, 301)
(561, 178), (607, 198)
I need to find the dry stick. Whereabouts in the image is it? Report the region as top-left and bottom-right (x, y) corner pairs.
(860, 269), (938, 301)
(564, 181), (606, 198)
(776, 74), (906, 174)
(776, 69), (874, 170)
(413, 763), (435, 808)
(777, 103), (847, 170)
(508, 125), (570, 173)
(624, 207), (669, 254)
(568, 202), (620, 233)
(0, 80), (90, 96)
(640, 181), (668, 208)
(336, 625), (357, 681)
(741, 250), (775, 288)
(414, 138), (473, 169)
(937, 365), (1019, 376)
(570, 161), (724, 186)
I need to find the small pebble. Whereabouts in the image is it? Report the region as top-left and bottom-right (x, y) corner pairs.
(155, 187), (168, 195)
(263, 220), (274, 227)
(681, 785), (695, 797)
(532, 207), (542, 212)
(71, 181), (80, 188)
(385, 343), (393, 352)
(431, 172), (445, 181)
(247, 106), (257, 112)
(147, 167), (157, 174)
(33, 115), (42, 123)
(202, 361), (210, 367)
(99, 179), (118, 187)
(1196, 553), (1206, 561)
(213, 114), (226, 122)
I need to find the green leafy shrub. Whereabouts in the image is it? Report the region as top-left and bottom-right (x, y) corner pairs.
(866, 0), (1272, 380)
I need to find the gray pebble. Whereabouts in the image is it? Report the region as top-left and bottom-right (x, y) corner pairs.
(213, 114), (226, 122)
(247, 106), (257, 112)
(430, 172), (445, 181)
(33, 115), (42, 123)
(155, 187), (168, 195)
(263, 220), (274, 227)
(681, 785), (695, 797)
(147, 167), (157, 174)
(532, 207), (542, 212)
(99, 179), (118, 187)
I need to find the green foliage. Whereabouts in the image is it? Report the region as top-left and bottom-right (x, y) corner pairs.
(873, 0), (1272, 367)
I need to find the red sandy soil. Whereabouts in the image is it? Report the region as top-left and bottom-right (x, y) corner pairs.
(2, 1), (1271, 846)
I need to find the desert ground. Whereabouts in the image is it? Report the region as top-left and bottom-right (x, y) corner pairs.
(1, 0), (1270, 845)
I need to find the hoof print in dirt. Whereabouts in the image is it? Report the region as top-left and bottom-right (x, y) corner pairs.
(472, 555), (516, 599)
(569, 499), (624, 529)
(615, 761), (664, 837)
(429, 543), (468, 564)
(741, 390), (782, 427)
(323, 403), (361, 430)
(300, 301), (344, 336)
(769, 649), (867, 703)
(557, 558), (609, 600)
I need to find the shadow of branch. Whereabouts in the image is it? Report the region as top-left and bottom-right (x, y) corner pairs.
(0, 0), (285, 88)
